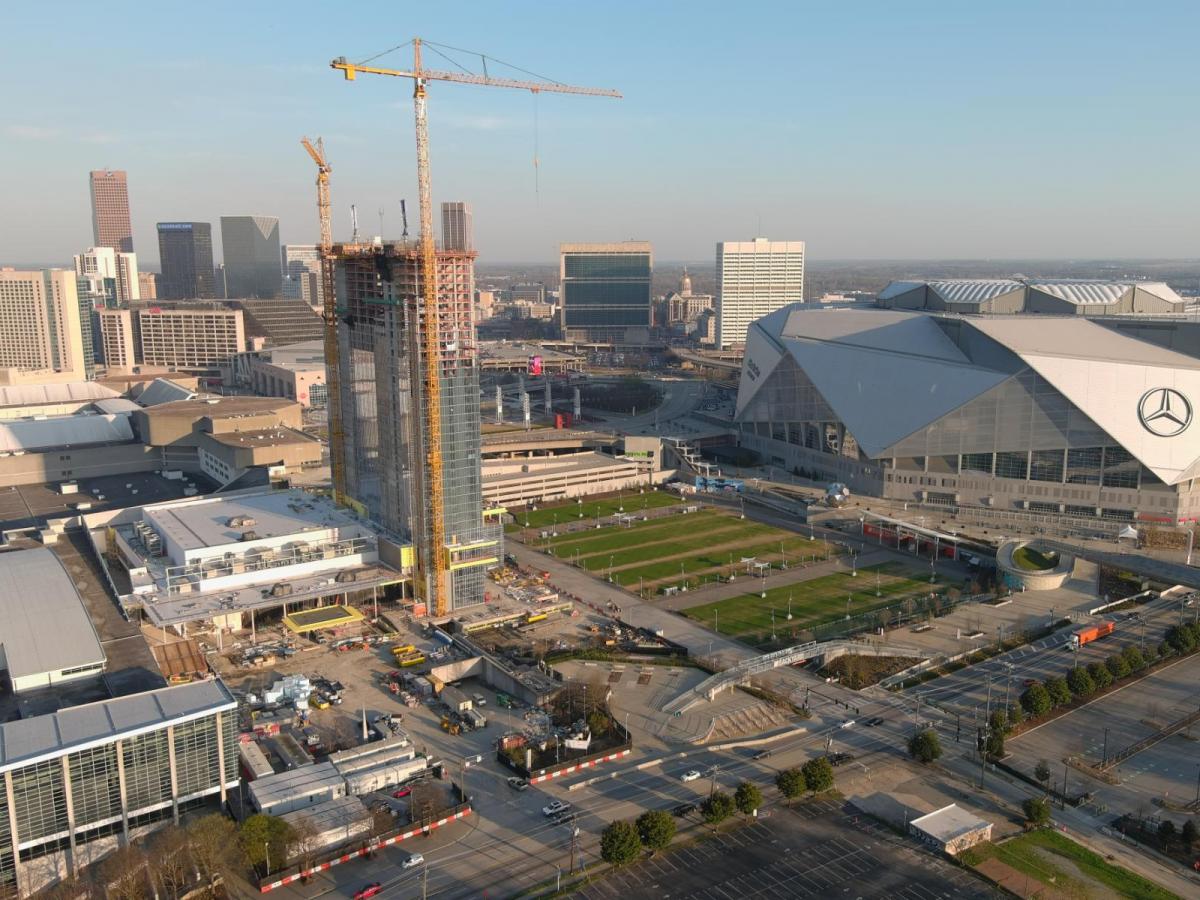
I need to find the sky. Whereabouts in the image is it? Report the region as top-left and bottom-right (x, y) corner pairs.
(2, 0), (1199, 267)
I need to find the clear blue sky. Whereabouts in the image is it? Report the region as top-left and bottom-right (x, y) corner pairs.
(2, 0), (1198, 266)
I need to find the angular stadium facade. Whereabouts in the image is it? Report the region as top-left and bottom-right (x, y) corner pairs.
(876, 278), (1187, 316)
(735, 306), (1200, 524)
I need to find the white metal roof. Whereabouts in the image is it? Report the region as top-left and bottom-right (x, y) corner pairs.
(138, 378), (197, 407)
(0, 679), (235, 772)
(0, 547), (105, 682)
(1028, 281), (1128, 305)
(0, 413), (133, 452)
(0, 382), (119, 408)
(249, 761), (343, 807)
(929, 280), (1024, 305)
(143, 489), (341, 554)
(92, 398), (142, 415)
(910, 804), (990, 842)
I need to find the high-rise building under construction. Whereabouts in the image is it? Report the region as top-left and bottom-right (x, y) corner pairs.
(330, 241), (498, 612)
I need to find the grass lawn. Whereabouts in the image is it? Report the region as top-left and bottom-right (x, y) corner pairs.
(618, 537), (835, 586)
(681, 563), (933, 635)
(1012, 546), (1060, 571)
(961, 829), (1179, 899)
(505, 491), (682, 530)
(544, 509), (725, 553)
(576, 520), (781, 572)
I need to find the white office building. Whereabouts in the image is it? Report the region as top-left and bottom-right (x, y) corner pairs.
(716, 238), (805, 348)
(73, 247), (140, 303)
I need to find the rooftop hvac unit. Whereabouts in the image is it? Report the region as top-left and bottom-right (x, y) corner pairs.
(335, 570), (359, 583)
(270, 582), (293, 597)
(228, 516), (257, 527)
(240, 530), (260, 541)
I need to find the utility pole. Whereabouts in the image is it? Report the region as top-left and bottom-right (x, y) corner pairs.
(569, 814), (579, 874)
(1062, 760), (1069, 809)
(709, 764), (720, 799)
(421, 860), (428, 900)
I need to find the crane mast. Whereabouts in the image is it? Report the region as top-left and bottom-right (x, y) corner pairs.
(332, 38), (619, 616)
(300, 136), (346, 501)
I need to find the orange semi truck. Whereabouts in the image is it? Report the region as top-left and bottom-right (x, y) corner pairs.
(1071, 621), (1115, 648)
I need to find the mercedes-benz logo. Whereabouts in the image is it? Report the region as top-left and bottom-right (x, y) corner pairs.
(1138, 388), (1192, 437)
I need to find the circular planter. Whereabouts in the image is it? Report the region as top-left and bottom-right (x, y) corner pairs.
(996, 541), (1073, 591)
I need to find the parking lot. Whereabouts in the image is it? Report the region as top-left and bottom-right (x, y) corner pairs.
(1008, 652), (1200, 802)
(567, 797), (997, 899)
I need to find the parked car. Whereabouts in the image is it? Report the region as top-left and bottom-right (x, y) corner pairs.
(401, 852), (424, 870)
(680, 770), (702, 782)
(506, 776), (529, 791)
(355, 884), (383, 899)
(672, 802), (697, 817)
(863, 716), (884, 727)
(473, 693), (487, 706)
(840, 719), (856, 729)
(392, 786), (412, 798)
(542, 800), (570, 817)
(753, 749), (771, 760)
(464, 753), (483, 765)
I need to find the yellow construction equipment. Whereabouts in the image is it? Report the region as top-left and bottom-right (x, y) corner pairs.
(331, 39), (618, 617)
(301, 135), (347, 501)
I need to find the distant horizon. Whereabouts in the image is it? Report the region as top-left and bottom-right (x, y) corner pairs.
(3, 2), (1199, 265)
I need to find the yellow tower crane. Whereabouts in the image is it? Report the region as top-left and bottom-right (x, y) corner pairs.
(331, 38), (619, 616)
(300, 136), (347, 501)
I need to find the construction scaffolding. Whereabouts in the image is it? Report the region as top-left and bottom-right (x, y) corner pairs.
(332, 242), (499, 611)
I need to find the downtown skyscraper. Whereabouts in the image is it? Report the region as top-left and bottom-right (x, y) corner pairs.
(440, 201), (474, 252)
(89, 169), (133, 253)
(559, 242), (653, 345)
(157, 222), (215, 299)
(221, 215), (282, 299)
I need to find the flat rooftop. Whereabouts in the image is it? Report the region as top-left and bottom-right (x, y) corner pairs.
(0, 547), (105, 682)
(141, 396), (297, 419)
(143, 489), (346, 554)
(482, 452), (638, 485)
(0, 678), (236, 772)
(203, 427), (320, 450)
(250, 761), (343, 807)
(910, 804), (991, 843)
(0, 471), (218, 534)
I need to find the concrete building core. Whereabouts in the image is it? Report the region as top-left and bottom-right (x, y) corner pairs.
(331, 242), (498, 612)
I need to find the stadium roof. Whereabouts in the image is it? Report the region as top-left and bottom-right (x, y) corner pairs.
(878, 278), (1184, 308)
(1029, 280), (1182, 305)
(92, 398), (142, 415)
(137, 378), (197, 407)
(740, 306), (1200, 484)
(0, 382), (119, 409)
(0, 547), (104, 683)
(0, 413), (133, 453)
(0, 679), (235, 772)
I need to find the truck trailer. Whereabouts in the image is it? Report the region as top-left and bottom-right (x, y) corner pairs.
(1070, 621), (1115, 648)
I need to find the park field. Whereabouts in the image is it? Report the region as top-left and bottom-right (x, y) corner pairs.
(505, 490), (682, 531)
(681, 562), (935, 642)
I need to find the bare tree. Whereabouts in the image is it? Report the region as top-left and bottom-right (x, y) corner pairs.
(147, 824), (191, 899)
(185, 813), (243, 890)
(290, 815), (321, 875)
(96, 844), (148, 900)
(38, 876), (86, 900)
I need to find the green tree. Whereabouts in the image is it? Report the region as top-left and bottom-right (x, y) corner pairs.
(1158, 819), (1177, 850)
(1021, 683), (1052, 717)
(701, 791), (736, 825)
(635, 810), (675, 854)
(239, 814), (295, 876)
(1066, 666), (1095, 698)
(1121, 645), (1146, 672)
(600, 820), (642, 867)
(1007, 702), (1024, 729)
(775, 767), (807, 804)
(1023, 796), (1052, 828)
(1087, 661), (1113, 690)
(984, 728), (1005, 760)
(908, 729), (942, 763)
(1034, 759), (1051, 787)
(1106, 654), (1131, 679)
(1157, 640), (1174, 661)
(988, 708), (1009, 736)
(587, 710), (612, 737)
(801, 757), (835, 793)
(1044, 676), (1072, 707)
(734, 781), (764, 816)
(1166, 624), (1196, 654)
(1182, 819), (1198, 850)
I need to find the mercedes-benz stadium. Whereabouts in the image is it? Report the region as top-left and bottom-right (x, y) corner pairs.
(734, 305), (1200, 524)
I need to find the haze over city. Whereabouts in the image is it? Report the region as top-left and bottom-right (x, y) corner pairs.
(4, 0), (1200, 266)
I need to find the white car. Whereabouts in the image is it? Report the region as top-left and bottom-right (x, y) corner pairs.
(542, 800), (570, 817)
(840, 719), (856, 729)
(401, 852), (424, 869)
(680, 769), (702, 783)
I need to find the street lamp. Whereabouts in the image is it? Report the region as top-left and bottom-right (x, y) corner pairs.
(787, 593), (793, 620)
(846, 593), (852, 621)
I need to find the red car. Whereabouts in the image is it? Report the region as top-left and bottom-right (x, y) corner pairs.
(392, 786), (412, 799)
(355, 884), (383, 900)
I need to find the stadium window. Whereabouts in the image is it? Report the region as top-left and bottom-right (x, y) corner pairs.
(961, 453), (993, 475)
(994, 452), (1029, 480)
(1029, 449), (1065, 483)
(1066, 447), (1102, 485)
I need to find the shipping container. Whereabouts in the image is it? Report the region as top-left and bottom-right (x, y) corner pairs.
(1071, 620), (1115, 648)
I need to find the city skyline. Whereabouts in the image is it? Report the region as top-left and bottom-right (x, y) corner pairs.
(3, 1), (1199, 266)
